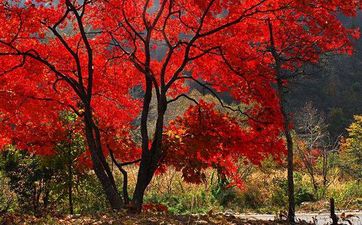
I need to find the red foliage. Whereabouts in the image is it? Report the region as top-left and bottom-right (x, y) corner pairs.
(142, 203), (168, 213)
(163, 101), (285, 187)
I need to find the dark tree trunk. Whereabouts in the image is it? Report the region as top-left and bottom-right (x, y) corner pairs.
(67, 141), (74, 214)
(131, 78), (153, 212)
(286, 123), (295, 225)
(268, 20), (295, 224)
(131, 84), (167, 212)
(83, 108), (123, 210)
(132, 155), (157, 212)
(107, 145), (131, 205)
(321, 149), (329, 197)
(119, 167), (130, 205)
(277, 77), (295, 225)
(132, 116), (165, 212)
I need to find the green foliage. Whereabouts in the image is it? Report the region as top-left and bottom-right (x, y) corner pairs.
(269, 173), (315, 210)
(340, 115), (362, 182)
(328, 107), (348, 137)
(330, 181), (362, 209)
(211, 178), (237, 207)
(237, 186), (264, 210)
(295, 188), (315, 205)
(45, 132), (86, 214)
(0, 147), (52, 213)
(0, 171), (17, 213)
(294, 173), (316, 205)
(270, 178), (288, 208)
(71, 174), (109, 213)
(0, 128), (110, 215)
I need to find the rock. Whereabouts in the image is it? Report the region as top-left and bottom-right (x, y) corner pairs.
(195, 220), (209, 224)
(224, 209), (235, 216)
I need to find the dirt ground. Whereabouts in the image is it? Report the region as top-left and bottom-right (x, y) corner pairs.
(0, 211), (314, 225)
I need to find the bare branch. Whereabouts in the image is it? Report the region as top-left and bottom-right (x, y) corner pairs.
(167, 93), (199, 105)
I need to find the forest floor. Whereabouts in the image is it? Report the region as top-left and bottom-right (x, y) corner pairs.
(1, 210), (361, 225)
(0, 212), (362, 225)
(0, 211), (315, 225)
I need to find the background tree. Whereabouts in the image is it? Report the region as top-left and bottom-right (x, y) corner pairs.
(295, 102), (339, 196)
(263, 3), (359, 220)
(339, 115), (362, 183)
(288, 13), (362, 139)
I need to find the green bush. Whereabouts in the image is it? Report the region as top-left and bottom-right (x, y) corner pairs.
(0, 148), (52, 214)
(236, 186), (263, 210)
(211, 181), (237, 207)
(0, 171), (17, 213)
(331, 181), (362, 208)
(268, 176), (288, 208)
(295, 187), (315, 205)
(72, 174), (109, 214)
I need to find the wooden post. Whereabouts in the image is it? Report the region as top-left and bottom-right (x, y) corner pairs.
(330, 198), (339, 225)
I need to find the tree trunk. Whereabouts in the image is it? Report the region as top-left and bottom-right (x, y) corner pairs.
(322, 149), (329, 197)
(119, 167), (130, 205)
(268, 20), (295, 224)
(83, 109), (123, 210)
(277, 78), (295, 225)
(132, 156), (157, 212)
(285, 116), (296, 225)
(131, 87), (167, 213)
(68, 141), (74, 214)
(132, 119), (165, 212)
(107, 145), (131, 205)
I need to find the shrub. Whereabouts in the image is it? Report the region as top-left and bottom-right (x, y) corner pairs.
(330, 181), (362, 209)
(0, 172), (17, 213)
